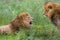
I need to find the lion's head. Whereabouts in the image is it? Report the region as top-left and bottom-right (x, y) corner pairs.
(10, 12), (33, 28)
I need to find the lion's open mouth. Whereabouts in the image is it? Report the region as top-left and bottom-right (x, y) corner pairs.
(29, 22), (32, 25)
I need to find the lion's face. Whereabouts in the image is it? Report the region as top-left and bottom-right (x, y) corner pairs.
(43, 2), (60, 19)
(44, 2), (55, 18)
(16, 12), (33, 28)
(22, 13), (33, 28)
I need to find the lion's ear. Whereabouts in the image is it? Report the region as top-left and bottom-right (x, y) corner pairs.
(20, 16), (23, 19)
(44, 2), (54, 9)
(16, 15), (23, 20)
(25, 13), (29, 16)
(48, 5), (53, 9)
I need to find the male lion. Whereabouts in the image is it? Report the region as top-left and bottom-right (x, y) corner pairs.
(0, 12), (33, 34)
(43, 2), (60, 29)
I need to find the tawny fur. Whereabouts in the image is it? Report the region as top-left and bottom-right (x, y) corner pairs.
(44, 2), (60, 29)
(0, 12), (33, 34)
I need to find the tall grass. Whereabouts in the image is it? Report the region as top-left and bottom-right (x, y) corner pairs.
(0, 0), (60, 40)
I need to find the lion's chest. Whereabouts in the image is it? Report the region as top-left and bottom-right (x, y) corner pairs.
(51, 14), (60, 29)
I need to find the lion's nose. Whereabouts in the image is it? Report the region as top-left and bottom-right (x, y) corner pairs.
(32, 18), (34, 20)
(43, 13), (45, 15)
(32, 18), (34, 22)
(31, 17), (34, 20)
(43, 13), (48, 17)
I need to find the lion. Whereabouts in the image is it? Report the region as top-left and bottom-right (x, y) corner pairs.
(0, 12), (33, 34)
(43, 2), (60, 29)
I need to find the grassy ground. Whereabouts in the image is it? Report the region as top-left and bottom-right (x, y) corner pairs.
(0, 0), (60, 40)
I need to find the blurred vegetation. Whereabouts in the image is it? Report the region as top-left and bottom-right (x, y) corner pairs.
(45, 0), (60, 3)
(0, 0), (60, 40)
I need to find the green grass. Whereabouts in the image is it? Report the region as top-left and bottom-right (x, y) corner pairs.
(0, 0), (60, 40)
